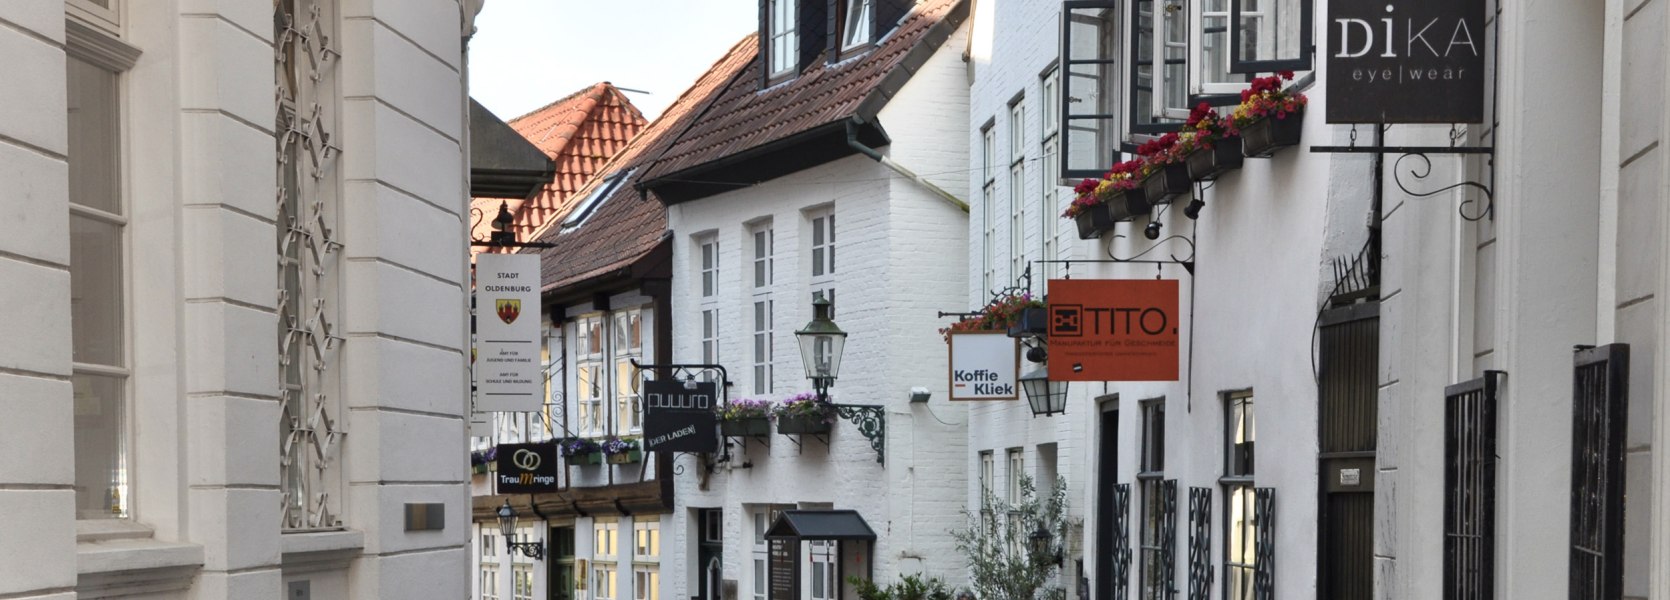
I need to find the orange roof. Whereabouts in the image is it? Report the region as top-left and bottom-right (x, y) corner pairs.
(470, 82), (647, 252)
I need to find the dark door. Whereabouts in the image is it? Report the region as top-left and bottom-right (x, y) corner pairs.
(1097, 402), (1129, 600)
(550, 526), (575, 600)
(1317, 302), (1378, 600)
(698, 509), (724, 600)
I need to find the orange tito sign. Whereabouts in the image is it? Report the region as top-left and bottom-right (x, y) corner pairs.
(1047, 279), (1180, 381)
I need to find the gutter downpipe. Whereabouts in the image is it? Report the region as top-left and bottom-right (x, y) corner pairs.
(846, 120), (969, 213)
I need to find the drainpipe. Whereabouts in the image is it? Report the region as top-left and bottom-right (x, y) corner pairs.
(846, 120), (969, 213)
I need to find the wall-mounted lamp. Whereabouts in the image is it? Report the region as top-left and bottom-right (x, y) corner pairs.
(1144, 221), (1162, 240)
(1183, 198), (1205, 220)
(908, 387), (931, 403)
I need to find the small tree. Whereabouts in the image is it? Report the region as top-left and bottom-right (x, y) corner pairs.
(847, 573), (955, 600)
(951, 475), (1072, 600)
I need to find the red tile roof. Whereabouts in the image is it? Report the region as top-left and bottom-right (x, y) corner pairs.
(470, 82), (647, 251)
(638, 0), (968, 187)
(527, 37), (758, 295)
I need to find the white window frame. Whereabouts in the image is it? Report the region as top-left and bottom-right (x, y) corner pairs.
(752, 300), (774, 395)
(768, 0), (798, 77)
(979, 451), (995, 498)
(751, 223), (775, 395)
(512, 525), (538, 600)
(613, 309), (644, 435)
(840, 0), (873, 50)
(595, 518), (619, 561)
(482, 531), (502, 600)
(1223, 390), (1257, 600)
(698, 234), (720, 382)
(593, 564), (619, 600)
(1194, 0), (1249, 95)
(575, 316), (607, 437)
(807, 540), (838, 600)
(807, 207), (836, 320)
(1040, 67), (1063, 281)
(980, 124), (997, 292)
(1008, 99), (1026, 283)
(67, 0), (121, 35)
(1007, 448), (1025, 504)
(752, 510), (771, 600)
(700, 237), (719, 299)
(634, 518), (661, 600)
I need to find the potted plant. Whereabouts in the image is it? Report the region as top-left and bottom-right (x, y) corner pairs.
(720, 398), (775, 437)
(1232, 71), (1307, 158)
(1062, 159), (1149, 239)
(559, 437), (602, 466)
(1181, 103), (1243, 180)
(1137, 133), (1191, 203)
(470, 447), (496, 475)
(774, 392), (835, 435)
(940, 292), (1045, 341)
(602, 436), (642, 464)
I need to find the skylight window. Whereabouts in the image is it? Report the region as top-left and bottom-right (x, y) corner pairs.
(560, 169), (633, 233)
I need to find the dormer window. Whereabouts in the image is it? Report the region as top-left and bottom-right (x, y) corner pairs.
(839, 0), (873, 51)
(768, 0), (798, 77)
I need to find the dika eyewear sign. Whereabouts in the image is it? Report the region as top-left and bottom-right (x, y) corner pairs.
(643, 380), (720, 453)
(1326, 0), (1487, 124)
(1047, 279), (1180, 382)
(496, 442), (559, 493)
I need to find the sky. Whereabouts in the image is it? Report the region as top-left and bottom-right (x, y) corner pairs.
(469, 1), (758, 122)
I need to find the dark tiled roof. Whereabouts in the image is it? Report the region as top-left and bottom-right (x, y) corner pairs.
(638, 0), (968, 186)
(528, 37), (758, 295)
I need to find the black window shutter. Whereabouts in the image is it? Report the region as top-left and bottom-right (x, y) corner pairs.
(798, 0), (829, 72)
(874, 0), (912, 41)
(1186, 487), (1213, 600)
(1253, 488), (1275, 600)
(759, 0), (771, 88)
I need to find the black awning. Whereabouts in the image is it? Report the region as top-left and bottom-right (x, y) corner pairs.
(764, 510), (877, 541)
(469, 98), (554, 200)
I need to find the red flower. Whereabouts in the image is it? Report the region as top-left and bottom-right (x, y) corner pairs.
(1277, 70), (1295, 80)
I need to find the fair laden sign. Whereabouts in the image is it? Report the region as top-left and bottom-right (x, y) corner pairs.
(474, 254), (543, 412)
(948, 331), (1020, 400)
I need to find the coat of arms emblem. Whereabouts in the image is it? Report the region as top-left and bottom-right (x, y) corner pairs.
(496, 299), (521, 325)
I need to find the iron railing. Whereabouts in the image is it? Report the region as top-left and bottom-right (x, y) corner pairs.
(1444, 372), (1502, 600)
(1253, 488), (1276, 600)
(1113, 483), (1132, 600)
(1187, 487), (1213, 600)
(1569, 345), (1629, 600)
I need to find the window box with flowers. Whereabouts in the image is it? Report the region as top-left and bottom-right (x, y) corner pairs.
(470, 447), (497, 475)
(1180, 103), (1244, 181)
(720, 398), (776, 437)
(1063, 159), (1150, 239)
(774, 392), (835, 435)
(939, 293), (1046, 340)
(560, 438), (603, 466)
(1234, 72), (1307, 158)
(1137, 133), (1193, 204)
(603, 437), (643, 464)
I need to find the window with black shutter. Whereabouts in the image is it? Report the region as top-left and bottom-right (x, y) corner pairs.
(1228, 0), (1313, 73)
(1569, 344), (1628, 600)
(1061, 1), (1121, 179)
(1444, 372), (1501, 600)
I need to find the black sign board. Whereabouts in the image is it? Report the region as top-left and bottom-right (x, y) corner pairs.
(1326, 0), (1487, 123)
(495, 442), (559, 493)
(769, 538), (799, 600)
(643, 380), (719, 453)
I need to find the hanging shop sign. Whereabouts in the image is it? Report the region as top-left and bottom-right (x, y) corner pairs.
(947, 331), (1020, 400)
(1047, 279), (1180, 382)
(495, 442), (559, 493)
(643, 379), (720, 453)
(474, 253), (543, 412)
(1326, 0), (1487, 123)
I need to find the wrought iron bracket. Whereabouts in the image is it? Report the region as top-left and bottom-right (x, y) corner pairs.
(1105, 230), (1197, 275)
(506, 537), (545, 560)
(470, 204), (558, 249)
(831, 404), (885, 463)
(1310, 123), (1498, 222)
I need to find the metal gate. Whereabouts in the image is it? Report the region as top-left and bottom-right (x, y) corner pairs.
(1113, 484), (1132, 600)
(1187, 488), (1213, 600)
(1253, 488), (1276, 600)
(1444, 372), (1501, 600)
(1317, 302), (1379, 600)
(1569, 344), (1629, 600)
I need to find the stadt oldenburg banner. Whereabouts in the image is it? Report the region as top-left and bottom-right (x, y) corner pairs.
(643, 379), (720, 453)
(1047, 279), (1180, 381)
(496, 442), (559, 493)
(948, 331), (1020, 400)
(475, 253), (542, 412)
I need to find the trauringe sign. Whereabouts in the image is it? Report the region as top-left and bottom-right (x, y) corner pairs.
(496, 442), (559, 493)
(1326, 0), (1487, 123)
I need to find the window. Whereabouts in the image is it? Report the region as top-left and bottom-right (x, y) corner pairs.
(1138, 399), (1170, 600)
(576, 316), (606, 437)
(614, 310), (644, 434)
(1008, 99), (1026, 282)
(1039, 68), (1064, 281)
(751, 224), (774, 394)
(596, 519), (619, 560)
(840, 0), (873, 50)
(752, 225), (774, 290)
(561, 170), (632, 233)
(980, 123), (998, 291)
(699, 234), (720, 381)
(808, 208), (836, 318)
(634, 519), (661, 600)
(482, 532), (501, 600)
(67, 0), (121, 34)
(1061, 3), (1120, 178)
(700, 238), (719, 298)
(1229, 0), (1312, 73)
(978, 451), (995, 497)
(512, 526), (537, 600)
(752, 506), (792, 600)
(809, 540), (838, 600)
(69, 52), (129, 520)
(594, 565), (618, 600)
(702, 309), (719, 371)
(1197, 0), (1249, 94)
(768, 0), (798, 77)
(1130, 0), (1188, 132)
(1222, 392), (1256, 600)
(1007, 448), (1025, 504)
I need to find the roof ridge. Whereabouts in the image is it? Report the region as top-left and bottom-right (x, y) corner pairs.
(506, 81), (609, 125)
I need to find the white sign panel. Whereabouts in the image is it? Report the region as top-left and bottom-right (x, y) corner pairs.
(474, 254), (542, 412)
(948, 331), (1020, 400)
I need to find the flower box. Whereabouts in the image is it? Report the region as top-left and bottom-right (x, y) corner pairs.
(1240, 110), (1304, 158)
(1007, 307), (1050, 338)
(777, 414), (833, 435)
(721, 417), (773, 437)
(1074, 206), (1117, 240)
(1141, 163), (1192, 204)
(606, 449), (643, 465)
(1185, 138), (1244, 181)
(568, 452), (602, 466)
(1104, 187), (1152, 223)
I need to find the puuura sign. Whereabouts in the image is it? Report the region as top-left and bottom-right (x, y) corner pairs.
(474, 253), (543, 411)
(948, 331), (1020, 400)
(643, 380), (719, 453)
(496, 442), (559, 493)
(1326, 0), (1487, 123)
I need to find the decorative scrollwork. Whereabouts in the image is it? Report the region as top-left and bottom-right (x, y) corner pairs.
(832, 404), (885, 463)
(1106, 233), (1197, 266)
(1393, 152), (1495, 222)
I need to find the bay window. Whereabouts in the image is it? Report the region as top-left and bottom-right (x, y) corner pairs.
(614, 310), (643, 434)
(576, 316), (605, 436)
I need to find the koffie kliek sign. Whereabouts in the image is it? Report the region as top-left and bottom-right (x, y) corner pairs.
(1326, 0), (1486, 124)
(1047, 279), (1180, 382)
(948, 331), (1020, 400)
(496, 442), (559, 493)
(475, 254), (542, 412)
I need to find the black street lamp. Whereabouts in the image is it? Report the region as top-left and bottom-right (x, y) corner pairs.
(795, 296), (847, 403)
(1020, 365), (1068, 417)
(1029, 522), (1063, 566)
(496, 500), (545, 560)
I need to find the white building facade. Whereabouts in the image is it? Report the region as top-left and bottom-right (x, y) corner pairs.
(1, 1), (482, 598)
